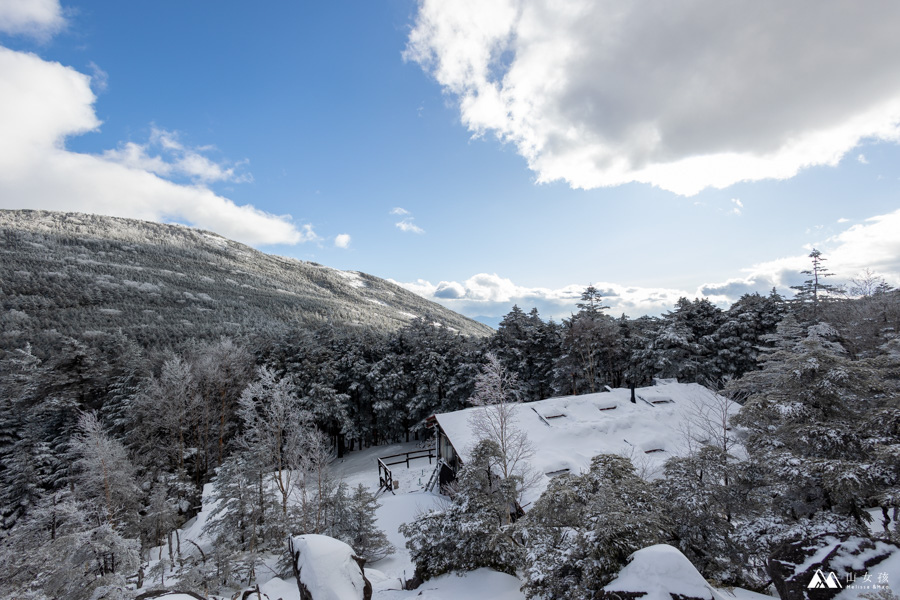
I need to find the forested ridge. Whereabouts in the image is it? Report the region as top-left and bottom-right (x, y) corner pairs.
(1, 209), (899, 598)
(0, 209), (492, 348)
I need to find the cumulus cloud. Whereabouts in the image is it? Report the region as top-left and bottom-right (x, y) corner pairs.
(730, 198), (743, 216)
(434, 280), (466, 299)
(0, 0), (65, 38)
(720, 209), (900, 295)
(398, 207), (900, 319)
(0, 46), (313, 246)
(857, 153), (869, 164)
(407, 0), (900, 195)
(394, 272), (695, 319)
(334, 233), (351, 248)
(390, 207), (410, 215)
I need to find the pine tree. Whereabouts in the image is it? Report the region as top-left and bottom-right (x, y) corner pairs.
(791, 248), (839, 319)
(727, 321), (894, 535)
(328, 483), (393, 562)
(399, 439), (523, 581)
(517, 455), (668, 599)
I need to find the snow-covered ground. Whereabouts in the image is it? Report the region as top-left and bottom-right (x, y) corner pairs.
(145, 441), (524, 599)
(334, 442), (525, 599)
(146, 440), (786, 600)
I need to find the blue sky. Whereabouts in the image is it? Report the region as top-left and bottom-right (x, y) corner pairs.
(2, 0), (899, 322)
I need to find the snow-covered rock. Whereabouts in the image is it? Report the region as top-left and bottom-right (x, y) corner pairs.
(134, 592), (206, 600)
(602, 544), (715, 600)
(289, 534), (372, 600)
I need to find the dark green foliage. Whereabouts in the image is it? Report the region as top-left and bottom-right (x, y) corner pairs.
(400, 440), (523, 580)
(657, 447), (768, 586)
(327, 483), (393, 562)
(517, 454), (668, 599)
(552, 287), (624, 396)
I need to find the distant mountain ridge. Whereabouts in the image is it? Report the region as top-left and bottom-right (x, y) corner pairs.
(0, 210), (492, 349)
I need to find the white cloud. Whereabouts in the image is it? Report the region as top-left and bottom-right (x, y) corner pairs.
(706, 208), (900, 296)
(398, 207), (900, 319)
(857, 153), (869, 164)
(407, 0), (900, 195)
(0, 46), (313, 246)
(87, 61), (108, 93)
(394, 272), (695, 319)
(103, 127), (252, 184)
(334, 233), (351, 248)
(395, 218), (425, 234)
(730, 198), (743, 216)
(837, 217), (849, 223)
(390, 207), (425, 233)
(0, 0), (64, 38)
(390, 206), (425, 234)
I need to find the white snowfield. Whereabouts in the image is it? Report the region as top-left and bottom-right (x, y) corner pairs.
(433, 381), (741, 505)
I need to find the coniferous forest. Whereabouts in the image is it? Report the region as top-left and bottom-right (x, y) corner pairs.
(1, 211), (899, 599)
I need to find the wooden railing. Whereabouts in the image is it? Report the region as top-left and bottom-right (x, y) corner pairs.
(376, 447), (436, 494)
(377, 457), (394, 494)
(379, 447), (435, 468)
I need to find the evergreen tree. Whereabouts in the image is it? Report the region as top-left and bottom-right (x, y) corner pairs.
(400, 439), (523, 581)
(712, 291), (785, 381)
(327, 483), (393, 562)
(727, 321), (896, 533)
(517, 455), (668, 599)
(491, 306), (561, 401)
(657, 447), (768, 586)
(552, 287), (620, 395)
(791, 248), (839, 319)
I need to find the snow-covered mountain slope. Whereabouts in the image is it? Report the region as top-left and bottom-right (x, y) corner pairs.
(0, 210), (492, 346)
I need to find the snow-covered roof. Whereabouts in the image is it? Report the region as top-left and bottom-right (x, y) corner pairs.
(433, 381), (740, 506)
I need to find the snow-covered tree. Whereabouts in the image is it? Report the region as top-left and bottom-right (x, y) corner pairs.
(728, 321), (896, 535)
(657, 446), (770, 586)
(517, 454), (668, 599)
(203, 452), (270, 587)
(327, 483), (393, 562)
(0, 419), (141, 600)
(69, 411), (141, 533)
(491, 306), (561, 401)
(468, 353), (537, 512)
(237, 366), (313, 538)
(400, 439), (523, 581)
